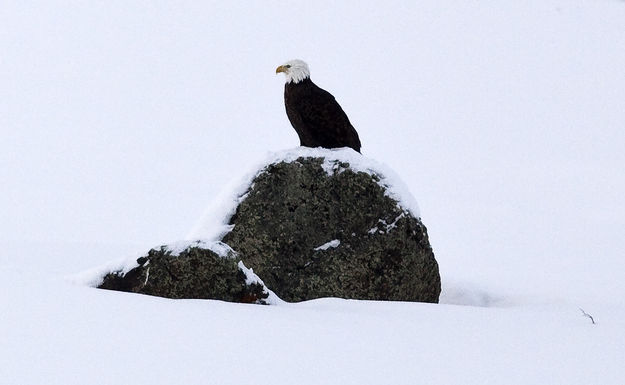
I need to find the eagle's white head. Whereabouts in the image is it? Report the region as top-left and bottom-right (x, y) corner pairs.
(276, 59), (310, 84)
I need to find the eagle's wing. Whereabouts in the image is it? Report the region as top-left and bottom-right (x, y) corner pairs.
(300, 85), (361, 151)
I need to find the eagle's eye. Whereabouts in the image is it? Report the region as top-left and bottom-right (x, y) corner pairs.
(285, 65), (291, 68)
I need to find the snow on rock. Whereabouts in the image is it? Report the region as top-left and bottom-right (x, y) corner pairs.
(368, 213), (407, 235)
(237, 261), (285, 305)
(314, 239), (341, 251)
(164, 240), (235, 258)
(187, 147), (421, 240)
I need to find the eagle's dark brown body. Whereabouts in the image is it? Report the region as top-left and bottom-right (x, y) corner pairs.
(284, 78), (361, 153)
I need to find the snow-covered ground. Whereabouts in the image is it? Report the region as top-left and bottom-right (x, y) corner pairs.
(2, 1), (625, 384)
(2, 241), (623, 384)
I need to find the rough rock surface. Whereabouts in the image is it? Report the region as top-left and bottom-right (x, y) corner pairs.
(98, 244), (270, 304)
(222, 157), (441, 303)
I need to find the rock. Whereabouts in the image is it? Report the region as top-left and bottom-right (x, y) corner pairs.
(98, 241), (272, 304)
(221, 155), (441, 303)
(93, 148), (441, 304)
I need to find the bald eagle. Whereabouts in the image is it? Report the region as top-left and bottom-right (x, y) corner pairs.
(276, 59), (361, 153)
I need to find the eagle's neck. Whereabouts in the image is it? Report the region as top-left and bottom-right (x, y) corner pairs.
(285, 71), (310, 84)
(286, 77), (313, 88)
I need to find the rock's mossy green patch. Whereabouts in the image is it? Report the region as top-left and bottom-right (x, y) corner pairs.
(222, 157), (441, 303)
(98, 246), (269, 304)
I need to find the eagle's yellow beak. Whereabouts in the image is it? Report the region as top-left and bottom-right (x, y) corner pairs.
(276, 65), (287, 74)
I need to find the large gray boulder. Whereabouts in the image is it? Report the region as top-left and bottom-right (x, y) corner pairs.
(93, 148), (441, 304)
(222, 155), (441, 303)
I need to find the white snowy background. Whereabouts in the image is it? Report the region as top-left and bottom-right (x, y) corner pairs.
(2, 1), (624, 384)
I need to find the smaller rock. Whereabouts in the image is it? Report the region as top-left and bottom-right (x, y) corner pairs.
(98, 242), (274, 304)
